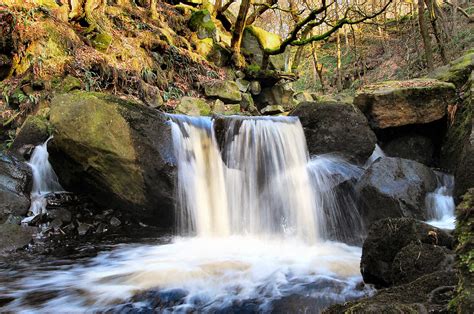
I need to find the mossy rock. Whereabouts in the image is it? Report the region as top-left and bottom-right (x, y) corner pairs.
(176, 96), (211, 116)
(53, 75), (83, 93)
(10, 115), (51, 158)
(245, 26), (281, 51)
(242, 26), (286, 70)
(189, 10), (216, 39)
(430, 51), (474, 87)
(354, 79), (456, 129)
(49, 92), (176, 226)
(90, 32), (113, 51)
(203, 80), (242, 103)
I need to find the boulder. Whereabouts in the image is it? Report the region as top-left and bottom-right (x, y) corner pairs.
(360, 217), (454, 288)
(430, 50), (474, 88)
(176, 96), (211, 116)
(203, 80), (241, 103)
(294, 91), (314, 103)
(0, 224), (36, 253)
(188, 10), (216, 39)
(241, 26), (285, 71)
(49, 92), (176, 227)
(391, 243), (454, 286)
(383, 134), (434, 166)
(249, 81), (261, 95)
(354, 79), (456, 129)
(256, 83), (296, 111)
(0, 153), (32, 223)
(261, 105), (284, 115)
(290, 101), (377, 165)
(240, 93), (257, 114)
(356, 157), (437, 227)
(10, 115), (50, 159)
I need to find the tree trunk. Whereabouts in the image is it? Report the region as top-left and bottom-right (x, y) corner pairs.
(312, 43), (325, 94)
(150, 0), (158, 19)
(231, 0), (251, 68)
(425, 0), (448, 64)
(417, 0), (434, 71)
(335, 1), (342, 91)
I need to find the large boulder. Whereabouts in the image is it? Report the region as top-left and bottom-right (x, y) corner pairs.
(255, 82), (296, 111)
(360, 217), (454, 288)
(0, 224), (37, 253)
(241, 26), (285, 71)
(0, 153), (32, 223)
(356, 157), (437, 227)
(49, 92), (176, 227)
(290, 101), (377, 165)
(354, 79), (456, 129)
(176, 96), (211, 116)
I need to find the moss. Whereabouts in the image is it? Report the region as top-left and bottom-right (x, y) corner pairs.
(432, 51), (474, 87)
(90, 33), (113, 52)
(55, 75), (83, 93)
(245, 26), (281, 51)
(360, 78), (455, 95)
(188, 10), (216, 39)
(176, 96), (211, 116)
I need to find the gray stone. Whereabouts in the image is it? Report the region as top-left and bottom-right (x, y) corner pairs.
(0, 224), (36, 253)
(110, 217), (121, 227)
(249, 81), (261, 95)
(256, 83), (296, 111)
(261, 105), (285, 115)
(235, 78), (250, 92)
(203, 80), (242, 103)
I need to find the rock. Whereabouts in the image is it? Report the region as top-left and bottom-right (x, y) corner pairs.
(235, 70), (245, 79)
(109, 217), (121, 227)
(211, 99), (225, 114)
(90, 32), (112, 51)
(188, 10), (216, 39)
(46, 208), (72, 224)
(325, 270), (457, 313)
(354, 79), (456, 129)
(77, 222), (91, 236)
(430, 50), (474, 87)
(203, 80), (242, 103)
(315, 93), (354, 105)
(176, 96), (211, 116)
(441, 71), (473, 198)
(391, 243), (454, 286)
(383, 134), (434, 166)
(0, 153), (32, 223)
(256, 83), (296, 111)
(49, 92), (176, 227)
(261, 105), (284, 115)
(10, 115), (50, 159)
(54, 75), (83, 93)
(356, 157), (437, 226)
(249, 81), (261, 95)
(290, 101), (377, 165)
(235, 78), (250, 92)
(139, 82), (163, 108)
(294, 91), (314, 103)
(0, 224), (36, 253)
(4, 214), (22, 225)
(450, 189), (474, 313)
(360, 217), (454, 288)
(224, 104), (241, 115)
(241, 26), (285, 71)
(240, 93), (257, 113)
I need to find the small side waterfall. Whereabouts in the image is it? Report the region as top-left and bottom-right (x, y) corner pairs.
(22, 137), (64, 223)
(364, 144), (385, 168)
(170, 114), (364, 243)
(425, 171), (456, 229)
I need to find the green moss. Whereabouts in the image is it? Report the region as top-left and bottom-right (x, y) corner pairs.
(176, 96), (211, 116)
(90, 33), (113, 52)
(432, 51), (474, 87)
(245, 26), (281, 51)
(188, 10), (216, 39)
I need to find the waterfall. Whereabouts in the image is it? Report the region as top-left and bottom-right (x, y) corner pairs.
(364, 144), (385, 168)
(425, 171), (456, 229)
(22, 136), (64, 223)
(170, 114), (363, 243)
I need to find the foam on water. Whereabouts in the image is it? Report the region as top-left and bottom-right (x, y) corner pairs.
(425, 171), (456, 229)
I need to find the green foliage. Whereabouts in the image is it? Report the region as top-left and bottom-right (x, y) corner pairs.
(163, 84), (184, 101)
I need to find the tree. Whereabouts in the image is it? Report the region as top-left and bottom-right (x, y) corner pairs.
(230, 0), (252, 67)
(417, 0), (434, 71)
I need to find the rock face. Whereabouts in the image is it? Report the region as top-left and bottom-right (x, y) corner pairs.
(0, 153), (32, 223)
(360, 217), (454, 288)
(354, 79), (456, 129)
(290, 101), (377, 165)
(383, 134), (434, 166)
(356, 157), (437, 227)
(49, 92), (176, 227)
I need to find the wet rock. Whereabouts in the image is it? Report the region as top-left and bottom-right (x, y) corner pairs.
(132, 288), (187, 309)
(176, 96), (211, 116)
(354, 79), (456, 129)
(203, 80), (242, 103)
(46, 208), (72, 224)
(325, 270), (457, 313)
(0, 153), (32, 223)
(4, 214), (22, 225)
(49, 92), (176, 227)
(0, 224), (36, 253)
(356, 157), (437, 227)
(110, 217), (121, 227)
(383, 134), (434, 165)
(10, 115), (50, 159)
(261, 105), (284, 115)
(77, 223), (92, 236)
(290, 101), (377, 165)
(360, 217), (454, 288)
(391, 243), (454, 286)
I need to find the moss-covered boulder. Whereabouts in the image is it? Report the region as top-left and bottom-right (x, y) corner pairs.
(203, 80), (242, 103)
(176, 96), (211, 116)
(354, 79), (456, 129)
(449, 189), (474, 313)
(241, 26), (285, 70)
(90, 32), (113, 51)
(49, 92), (176, 227)
(10, 115), (51, 159)
(256, 83), (296, 111)
(431, 50), (474, 88)
(290, 101), (377, 165)
(189, 9), (216, 39)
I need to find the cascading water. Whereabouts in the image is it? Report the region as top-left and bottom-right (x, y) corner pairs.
(22, 136), (64, 224)
(1, 116), (370, 312)
(364, 144), (385, 168)
(425, 171), (456, 229)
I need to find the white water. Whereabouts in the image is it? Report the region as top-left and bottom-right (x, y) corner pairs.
(22, 136), (64, 224)
(426, 172), (456, 229)
(3, 116), (370, 312)
(364, 144), (385, 168)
